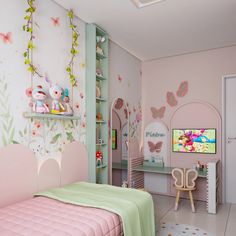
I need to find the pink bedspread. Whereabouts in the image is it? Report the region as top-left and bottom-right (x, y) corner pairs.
(0, 197), (123, 236)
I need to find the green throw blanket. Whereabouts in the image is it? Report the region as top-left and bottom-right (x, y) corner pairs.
(35, 182), (155, 236)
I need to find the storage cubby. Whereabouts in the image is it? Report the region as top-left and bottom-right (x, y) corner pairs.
(86, 24), (109, 184)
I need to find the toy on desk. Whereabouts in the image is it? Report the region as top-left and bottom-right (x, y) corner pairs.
(196, 161), (207, 172)
(49, 84), (65, 114)
(61, 88), (73, 116)
(172, 168), (198, 213)
(32, 85), (50, 114)
(96, 150), (103, 166)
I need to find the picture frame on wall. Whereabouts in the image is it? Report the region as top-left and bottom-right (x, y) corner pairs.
(112, 129), (117, 150)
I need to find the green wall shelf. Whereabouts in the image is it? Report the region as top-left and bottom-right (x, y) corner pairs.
(96, 143), (107, 146)
(96, 163), (107, 169)
(96, 97), (107, 102)
(86, 24), (109, 184)
(96, 52), (107, 60)
(23, 112), (80, 120)
(96, 75), (106, 81)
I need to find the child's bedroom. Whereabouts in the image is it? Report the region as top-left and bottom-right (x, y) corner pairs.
(0, 0), (236, 235)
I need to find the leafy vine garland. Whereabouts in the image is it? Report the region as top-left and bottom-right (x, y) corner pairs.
(23, 2), (79, 87)
(66, 10), (79, 87)
(22, 0), (43, 78)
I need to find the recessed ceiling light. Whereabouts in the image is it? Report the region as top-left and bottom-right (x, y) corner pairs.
(131, 0), (165, 8)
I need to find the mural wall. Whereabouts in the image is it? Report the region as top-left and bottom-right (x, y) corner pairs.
(109, 41), (142, 141)
(0, 0), (86, 162)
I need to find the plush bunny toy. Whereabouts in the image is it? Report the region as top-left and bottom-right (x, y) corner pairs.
(49, 84), (65, 114)
(32, 85), (49, 114)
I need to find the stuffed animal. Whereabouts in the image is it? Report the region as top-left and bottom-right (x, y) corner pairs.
(61, 88), (73, 116)
(96, 150), (103, 166)
(49, 84), (65, 114)
(32, 85), (49, 114)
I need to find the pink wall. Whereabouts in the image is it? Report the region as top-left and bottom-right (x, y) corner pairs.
(141, 45), (236, 198)
(142, 45), (236, 128)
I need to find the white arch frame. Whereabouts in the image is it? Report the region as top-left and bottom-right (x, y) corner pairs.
(109, 97), (130, 185)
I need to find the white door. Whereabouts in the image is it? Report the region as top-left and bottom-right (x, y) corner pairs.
(225, 75), (236, 203)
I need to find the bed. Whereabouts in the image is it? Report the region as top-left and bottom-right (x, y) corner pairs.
(0, 142), (155, 236)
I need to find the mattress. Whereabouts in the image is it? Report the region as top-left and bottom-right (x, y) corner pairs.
(0, 196), (123, 236)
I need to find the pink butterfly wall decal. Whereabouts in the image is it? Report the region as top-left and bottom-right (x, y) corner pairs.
(114, 98), (123, 110)
(166, 91), (178, 107)
(0, 32), (12, 44)
(148, 141), (163, 153)
(51, 17), (60, 26)
(117, 74), (123, 82)
(150, 106), (166, 119)
(176, 81), (188, 97)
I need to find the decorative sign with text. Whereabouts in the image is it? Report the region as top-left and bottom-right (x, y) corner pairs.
(144, 121), (168, 164)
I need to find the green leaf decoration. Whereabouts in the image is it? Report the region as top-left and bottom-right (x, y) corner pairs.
(23, 0), (43, 79)
(66, 132), (75, 142)
(50, 133), (62, 144)
(66, 9), (79, 87)
(0, 78), (15, 146)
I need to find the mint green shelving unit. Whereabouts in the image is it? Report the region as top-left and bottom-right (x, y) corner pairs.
(86, 24), (109, 184)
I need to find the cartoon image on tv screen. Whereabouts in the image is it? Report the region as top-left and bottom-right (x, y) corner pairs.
(172, 129), (216, 154)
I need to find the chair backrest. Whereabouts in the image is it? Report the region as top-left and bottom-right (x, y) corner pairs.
(172, 168), (184, 188)
(185, 169), (198, 188)
(172, 168), (198, 189)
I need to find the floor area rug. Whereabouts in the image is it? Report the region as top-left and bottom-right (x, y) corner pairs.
(158, 222), (213, 236)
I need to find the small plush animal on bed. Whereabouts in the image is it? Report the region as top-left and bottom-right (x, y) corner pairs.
(32, 85), (49, 114)
(49, 84), (65, 114)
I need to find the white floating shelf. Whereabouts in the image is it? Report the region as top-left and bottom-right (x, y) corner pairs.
(23, 112), (80, 120)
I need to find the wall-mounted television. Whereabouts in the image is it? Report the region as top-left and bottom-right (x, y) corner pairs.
(172, 129), (216, 154)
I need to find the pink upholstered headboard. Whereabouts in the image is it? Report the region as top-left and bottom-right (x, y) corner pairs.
(0, 141), (88, 208)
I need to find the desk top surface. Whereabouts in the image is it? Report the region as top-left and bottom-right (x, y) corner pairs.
(133, 165), (207, 178)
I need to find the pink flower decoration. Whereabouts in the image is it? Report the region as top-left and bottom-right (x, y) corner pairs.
(74, 102), (80, 110)
(26, 87), (33, 97)
(28, 101), (33, 108)
(32, 130), (37, 136)
(136, 112), (142, 123)
(80, 93), (84, 99)
(34, 122), (41, 129)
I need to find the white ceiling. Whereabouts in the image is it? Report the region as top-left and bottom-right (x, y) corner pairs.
(54, 0), (236, 61)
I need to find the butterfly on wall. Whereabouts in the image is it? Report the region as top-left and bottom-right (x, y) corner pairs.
(114, 98), (123, 110)
(117, 74), (123, 82)
(166, 91), (178, 107)
(176, 81), (188, 97)
(150, 106), (166, 119)
(0, 32), (12, 44)
(148, 141), (163, 153)
(51, 17), (60, 26)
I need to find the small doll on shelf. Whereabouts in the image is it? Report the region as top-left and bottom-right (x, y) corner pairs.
(49, 84), (65, 114)
(96, 112), (103, 121)
(32, 85), (49, 114)
(61, 88), (73, 116)
(96, 68), (104, 77)
(96, 36), (106, 55)
(96, 150), (103, 166)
